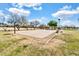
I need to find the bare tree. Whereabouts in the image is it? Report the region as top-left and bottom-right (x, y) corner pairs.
(0, 15), (7, 31)
(15, 15), (29, 30)
(20, 15), (28, 27)
(7, 13), (20, 34)
(7, 13), (29, 33)
(39, 24), (49, 29)
(30, 20), (40, 29)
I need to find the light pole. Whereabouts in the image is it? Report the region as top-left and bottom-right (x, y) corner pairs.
(56, 19), (61, 33)
(58, 19), (61, 29)
(78, 18), (79, 29)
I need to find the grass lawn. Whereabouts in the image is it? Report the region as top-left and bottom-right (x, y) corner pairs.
(56, 30), (79, 56)
(0, 30), (79, 56)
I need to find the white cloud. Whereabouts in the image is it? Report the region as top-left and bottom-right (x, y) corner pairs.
(0, 11), (5, 16)
(33, 6), (42, 10)
(12, 3), (42, 11)
(60, 5), (71, 10)
(17, 3), (41, 7)
(52, 10), (79, 18)
(52, 6), (79, 19)
(52, 5), (79, 27)
(76, 7), (79, 10)
(8, 8), (30, 16)
(12, 3), (18, 7)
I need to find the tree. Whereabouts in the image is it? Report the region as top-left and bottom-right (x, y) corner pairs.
(48, 20), (57, 29)
(7, 13), (20, 34)
(0, 14), (7, 31)
(39, 24), (49, 29)
(15, 15), (28, 30)
(7, 13), (28, 33)
(0, 15), (5, 25)
(20, 15), (28, 27)
(30, 20), (40, 28)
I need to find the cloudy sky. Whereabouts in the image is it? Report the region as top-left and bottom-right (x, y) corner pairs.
(0, 3), (79, 27)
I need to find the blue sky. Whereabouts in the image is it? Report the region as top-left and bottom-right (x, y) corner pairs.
(0, 3), (79, 27)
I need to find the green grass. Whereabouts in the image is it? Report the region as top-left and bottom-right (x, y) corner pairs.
(0, 30), (79, 56)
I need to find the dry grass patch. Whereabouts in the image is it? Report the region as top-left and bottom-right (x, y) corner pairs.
(1, 30), (79, 56)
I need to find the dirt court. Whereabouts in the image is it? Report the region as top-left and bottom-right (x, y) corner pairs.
(15, 30), (56, 38)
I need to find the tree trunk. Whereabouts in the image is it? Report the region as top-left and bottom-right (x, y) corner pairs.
(14, 22), (16, 34)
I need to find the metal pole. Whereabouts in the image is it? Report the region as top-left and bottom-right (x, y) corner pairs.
(58, 19), (60, 28)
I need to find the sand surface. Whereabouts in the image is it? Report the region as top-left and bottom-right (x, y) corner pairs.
(16, 30), (56, 38)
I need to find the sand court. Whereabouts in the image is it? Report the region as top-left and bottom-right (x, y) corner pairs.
(16, 30), (56, 38)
